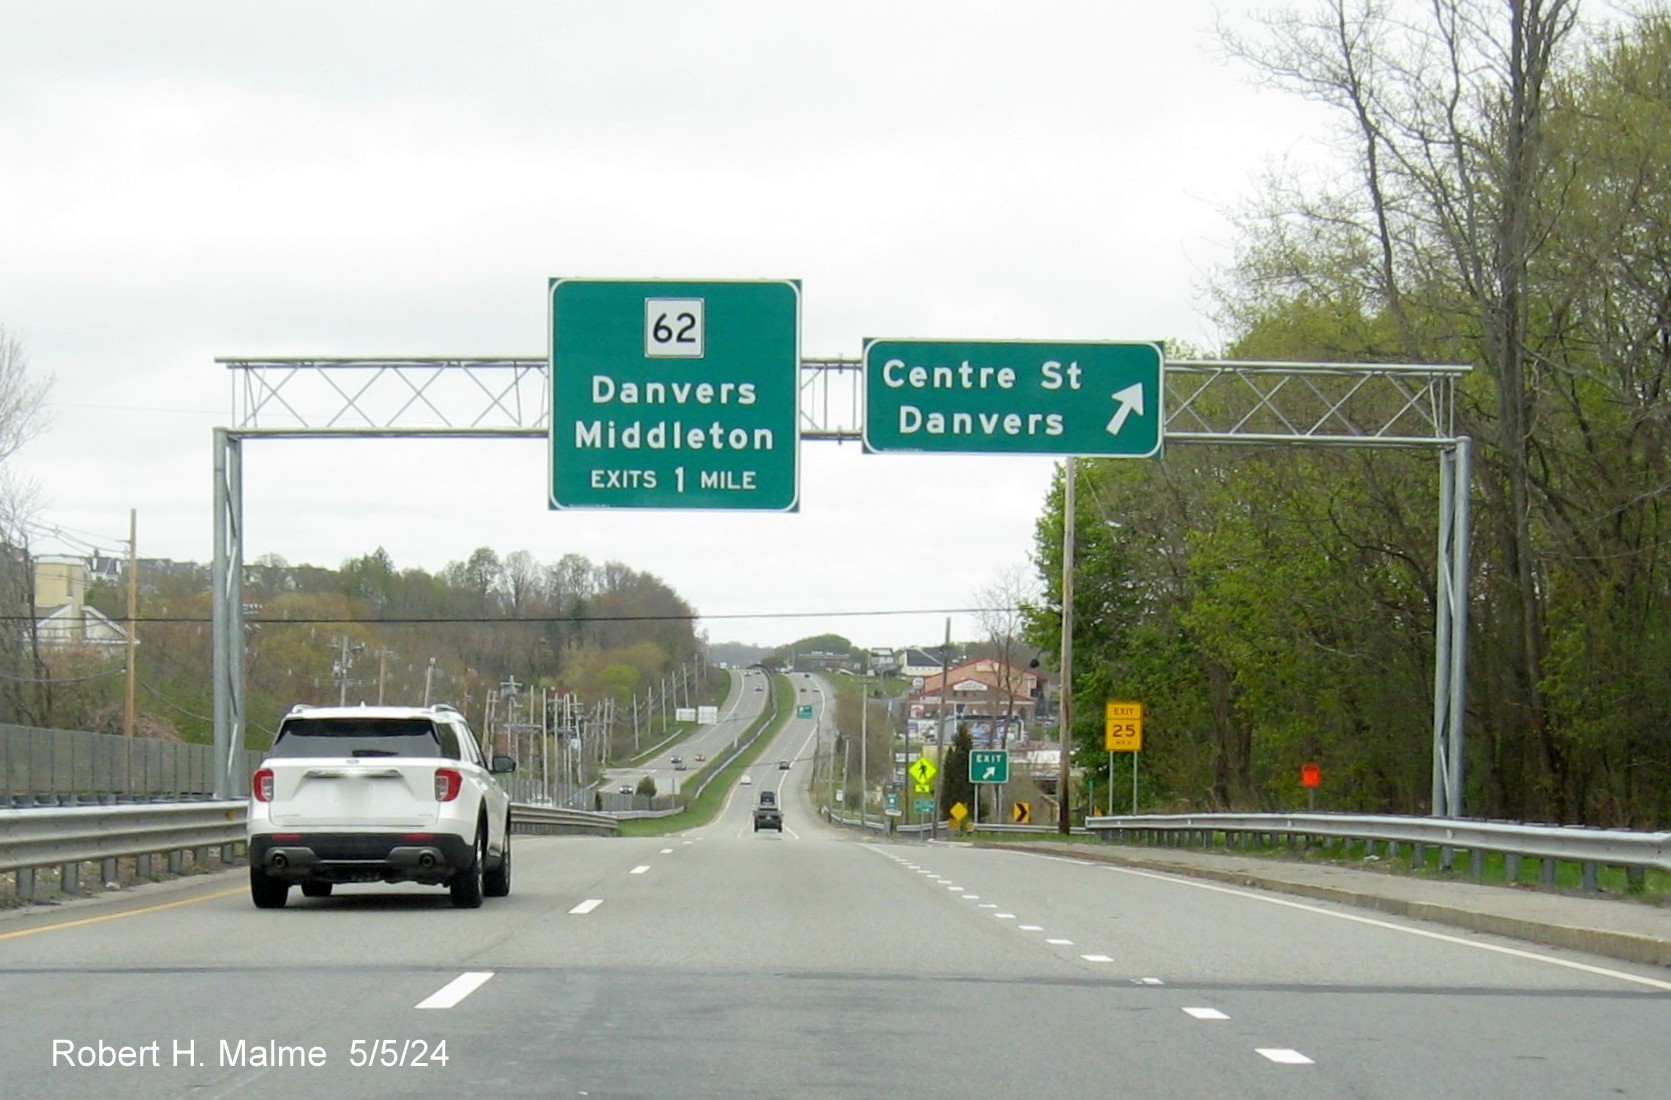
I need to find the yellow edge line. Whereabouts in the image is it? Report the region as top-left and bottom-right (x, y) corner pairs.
(0, 886), (246, 942)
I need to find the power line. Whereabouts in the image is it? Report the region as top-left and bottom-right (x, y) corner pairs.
(0, 605), (1014, 627)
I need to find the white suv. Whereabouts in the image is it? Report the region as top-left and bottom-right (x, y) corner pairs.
(247, 704), (515, 909)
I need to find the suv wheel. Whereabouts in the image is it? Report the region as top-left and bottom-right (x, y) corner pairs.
(250, 867), (289, 909)
(450, 822), (486, 909)
(484, 815), (512, 898)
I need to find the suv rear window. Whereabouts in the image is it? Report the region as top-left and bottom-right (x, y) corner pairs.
(269, 717), (443, 758)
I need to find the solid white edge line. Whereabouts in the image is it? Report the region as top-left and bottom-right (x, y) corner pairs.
(569, 898), (604, 914)
(1102, 864), (1671, 993)
(416, 971), (494, 1010)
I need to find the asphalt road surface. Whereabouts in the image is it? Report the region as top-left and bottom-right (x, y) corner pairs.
(1, 701), (1665, 1099)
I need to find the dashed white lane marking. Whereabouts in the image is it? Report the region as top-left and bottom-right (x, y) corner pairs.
(979, 904), (997, 909)
(660, 848), (674, 854)
(1047, 939), (1075, 946)
(1183, 1007), (1229, 1020)
(995, 913), (1017, 920)
(629, 865), (651, 875)
(1257, 1048), (1315, 1065)
(1081, 954), (1114, 963)
(569, 899), (604, 915)
(1018, 925), (1043, 932)
(947, 886), (965, 892)
(962, 895), (982, 900)
(416, 971), (494, 1010)
(1134, 977), (1164, 985)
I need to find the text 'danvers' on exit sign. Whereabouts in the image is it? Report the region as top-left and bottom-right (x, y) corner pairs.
(550, 278), (800, 510)
(862, 338), (1163, 457)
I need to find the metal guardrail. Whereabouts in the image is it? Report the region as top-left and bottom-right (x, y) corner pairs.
(511, 803), (619, 836)
(0, 797), (620, 902)
(0, 801), (247, 881)
(1085, 812), (1671, 889)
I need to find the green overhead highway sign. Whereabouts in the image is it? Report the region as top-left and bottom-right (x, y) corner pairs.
(862, 338), (1163, 457)
(549, 279), (801, 510)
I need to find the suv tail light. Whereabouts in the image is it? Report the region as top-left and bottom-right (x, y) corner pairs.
(434, 768), (463, 802)
(252, 768), (274, 803)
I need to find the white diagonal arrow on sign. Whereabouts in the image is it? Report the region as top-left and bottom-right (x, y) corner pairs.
(1105, 382), (1146, 436)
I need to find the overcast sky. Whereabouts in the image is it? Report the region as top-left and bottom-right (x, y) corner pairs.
(1, 1), (1330, 650)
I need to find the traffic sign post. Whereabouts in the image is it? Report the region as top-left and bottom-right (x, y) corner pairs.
(1105, 701), (1144, 815)
(1302, 762), (1321, 811)
(549, 279), (801, 509)
(862, 339), (1163, 457)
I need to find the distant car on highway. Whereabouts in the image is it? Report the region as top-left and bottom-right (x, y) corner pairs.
(753, 789), (782, 832)
(778, 760), (791, 770)
(740, 773), (753, 785)
(618, 784), (634, 795)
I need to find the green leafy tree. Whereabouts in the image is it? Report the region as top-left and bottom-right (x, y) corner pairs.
(939, 726), (975, 822)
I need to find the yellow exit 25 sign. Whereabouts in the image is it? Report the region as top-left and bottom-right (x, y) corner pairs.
(1105, 701), (1143, 752)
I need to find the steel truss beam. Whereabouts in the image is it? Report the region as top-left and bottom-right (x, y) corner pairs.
(214, 356), (1472, 814)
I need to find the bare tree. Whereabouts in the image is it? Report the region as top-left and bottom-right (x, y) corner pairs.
(0, 329), (51, 724)
(0, 472), (49, 724)
(975, 563), (1041, 749)
(0, 327), (49, 465)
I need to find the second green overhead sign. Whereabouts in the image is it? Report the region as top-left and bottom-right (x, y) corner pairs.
(862, 338), (1163, 458)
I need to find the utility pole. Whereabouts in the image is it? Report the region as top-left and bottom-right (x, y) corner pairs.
(124, 509), (137, 738)
(932, 618), (951, 841)
(333, 636), (365, 706)
(375, 647), (395, 705)
(860, 656), (869, 830)
(1058, 457), (1077, 836)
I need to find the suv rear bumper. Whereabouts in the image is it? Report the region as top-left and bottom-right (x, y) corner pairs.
(250, 832), (475, 886)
